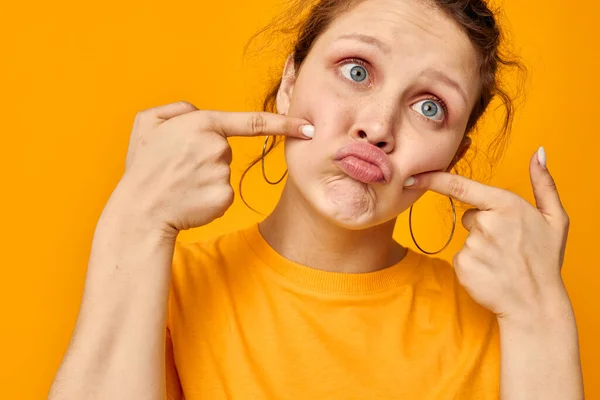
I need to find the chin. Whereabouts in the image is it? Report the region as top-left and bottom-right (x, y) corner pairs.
(310, 177), (388, 230)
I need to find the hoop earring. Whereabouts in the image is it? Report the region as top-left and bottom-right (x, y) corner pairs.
(409, 196), (456, 255)
(262, 135), (287, 185)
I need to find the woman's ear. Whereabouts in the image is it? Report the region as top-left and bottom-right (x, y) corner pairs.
(275, 54), (297, 115)
(446, 136), (472, 172)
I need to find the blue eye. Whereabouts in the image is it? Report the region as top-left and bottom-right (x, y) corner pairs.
(411, 99), (445, 121)
(340, 63), (368, 83)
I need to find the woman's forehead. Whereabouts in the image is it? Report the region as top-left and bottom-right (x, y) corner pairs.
(321, 0), (478, 62)
(327, 0), (465, 37)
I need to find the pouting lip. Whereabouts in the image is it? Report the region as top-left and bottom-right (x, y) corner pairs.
(332, 141), (393, 183)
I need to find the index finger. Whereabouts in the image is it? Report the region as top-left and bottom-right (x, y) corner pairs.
(408, 171), (507, 210)
(202, 111), (314, 139)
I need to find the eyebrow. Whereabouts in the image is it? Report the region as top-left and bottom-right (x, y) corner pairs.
(334, 33), (391, 55)
(421, 68), (468, 106)
(334, 34), (469, 105)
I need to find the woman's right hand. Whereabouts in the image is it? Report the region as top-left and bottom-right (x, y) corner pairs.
(115, 101), (313, 235)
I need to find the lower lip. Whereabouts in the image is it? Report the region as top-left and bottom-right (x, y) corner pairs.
(334, 156), (385, 184)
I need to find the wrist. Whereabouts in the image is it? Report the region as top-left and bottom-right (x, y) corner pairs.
(498, 285), (576, 334)
(101, 180), (179, 243)
(87, 190), (179, 290)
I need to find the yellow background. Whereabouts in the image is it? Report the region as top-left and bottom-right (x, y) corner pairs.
(1, 0), (598, 398)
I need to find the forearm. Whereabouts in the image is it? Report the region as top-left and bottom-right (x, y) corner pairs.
(49, 188), (178, 400)
(498, 288), (584, 400)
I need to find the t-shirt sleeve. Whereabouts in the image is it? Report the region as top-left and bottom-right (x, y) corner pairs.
(165, 327), (183, 400)
(432, 256), (501, 396)
(165, 240), (185, 400)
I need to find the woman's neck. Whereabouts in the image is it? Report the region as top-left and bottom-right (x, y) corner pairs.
(258, 182), (407, 274)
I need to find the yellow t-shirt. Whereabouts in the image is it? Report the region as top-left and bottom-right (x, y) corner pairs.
(165, 223), (500, 399)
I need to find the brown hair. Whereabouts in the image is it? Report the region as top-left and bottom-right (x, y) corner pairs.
(239, 0), (524, 211)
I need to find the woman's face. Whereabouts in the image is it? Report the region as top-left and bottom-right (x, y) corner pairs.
(278, 0), (482, 229)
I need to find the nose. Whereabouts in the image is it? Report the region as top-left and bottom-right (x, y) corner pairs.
(350, 114), (396, 154)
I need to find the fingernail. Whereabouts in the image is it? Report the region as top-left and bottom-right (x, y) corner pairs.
(300, 124), (314, 138)
(537, 146), (547, 169)
(404, 176), (416, 187)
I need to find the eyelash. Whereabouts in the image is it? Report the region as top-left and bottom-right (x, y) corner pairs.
(338, 58), (450, 123)
(418, 96), (449, 124)
(339, 57), (372, 85)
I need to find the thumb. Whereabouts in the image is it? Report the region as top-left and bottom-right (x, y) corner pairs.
(529, 146), (564, 217)
(151, 101), (199, 122)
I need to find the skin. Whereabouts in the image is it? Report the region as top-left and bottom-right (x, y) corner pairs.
(49, 0), (583, 398)
(261, 0), (477, 273)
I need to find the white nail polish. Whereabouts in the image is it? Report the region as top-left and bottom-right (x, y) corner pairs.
(300, 125), (315, 138)
(404, 176), (415, 187)
(537, 146), (547, 168)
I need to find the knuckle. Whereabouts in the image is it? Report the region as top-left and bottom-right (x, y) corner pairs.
(220, 184), (235, 206)
(478, 213), (500, 228)
(219, 145), (233, 164)
(453, 250), (475, 280)
(194, 110), (215, 131)
(448, 178), (467, 199)
(249, 112), (268, 135)
(453, 255), (468, 284)
(461, 208), (476, 224)
(134, 108), (152, 124)
(558, 210), (570, 227)
(284, 119), (292, 134)
(217, 137), (231, 152)
(216, 164), (231, 180)
(177, 100), (196, 111)
(498, 193), (522, 212)
(182, 131), (200, 152)
(464, 234), (476, 249)
(545, 176), (558, 191)
(508, 194), (523, 208)
(453, 250), (466, 267)
(212, 138), (232, 158)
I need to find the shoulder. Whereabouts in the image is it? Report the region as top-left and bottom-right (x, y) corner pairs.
(169, 226), (256, 300)
(415, 252), (498, 335)
(167, 226), (256, 326)
(409, 252), (459, 295)
(171, 225), (249, 277)
(415, 253), (501, 376)
(172, 228), (240, 268)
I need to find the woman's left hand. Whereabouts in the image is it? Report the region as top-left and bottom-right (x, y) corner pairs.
(405, 148), (571, 324)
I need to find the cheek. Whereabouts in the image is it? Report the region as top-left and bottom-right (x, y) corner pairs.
(288, 69), (354, 128)
(287, 77), (357, 151)
(284, 84), (357, 185)
(396, 139), (459, 177)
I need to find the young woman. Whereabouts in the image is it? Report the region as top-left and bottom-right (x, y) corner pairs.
(49, 0), (584, 399)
